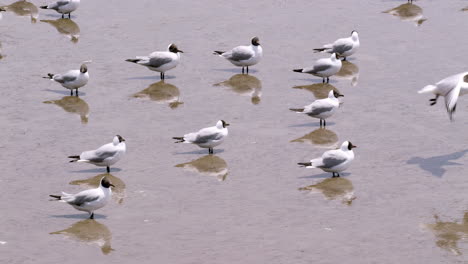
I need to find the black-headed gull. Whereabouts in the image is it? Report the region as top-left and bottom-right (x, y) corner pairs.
(43, 64), (89, 96)
(50, 177), (114, 219)
(290, 90), (343, 127)
(173, 120), (229, 154)
(68, 135), (126, 173)
(298, 141), (356, 177)
(293, 53), (342, 83)
(40, 0), (80, 18)
(126, 43), (183, 80)
(214, 37), (262, 74)
(418, 72), (468, 121)
(313, 31), (360, 61)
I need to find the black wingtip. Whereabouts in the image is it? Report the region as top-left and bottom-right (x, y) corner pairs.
(289, 108), (304, 112)
(313, 48), (326, 52)
(68, 155), (80, 159)
(293, 69), (303, 73)
(49, 195), (61, 199)
(125, 59), (139, 63)
(172, 137), (184, 143)
(40, 5), (48, 9)
(213, 51), (224, 55)
(298, 162), (312, 167)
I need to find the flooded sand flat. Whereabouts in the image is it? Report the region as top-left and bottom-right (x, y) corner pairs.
(2, 0), (468, 263)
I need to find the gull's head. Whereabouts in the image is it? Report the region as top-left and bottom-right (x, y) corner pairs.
(330, 90), (344, 98)
(168, 43), (183, 53)
(113, 135), (125, 145)
(216, 120), (230, 129)
(351, 30), (359, 41)
(100, 177), (115, 189)
(251, 37), (260, 46)
(80, 64), (87, 73)
(341, 141), (357, 151)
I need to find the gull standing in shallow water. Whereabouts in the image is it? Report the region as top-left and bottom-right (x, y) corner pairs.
(50, 177), (114, 219)
(293, 53), (342, 83)
(68, 135), (126, 173)
(298, 141), (356, 177)
(313, 31), (360, 61)
(418, 72), (468, 121)
(43, 63), (89, 96)
(126, 44), (183, 80)
(173, 120), (229, 154)
(214, 37), (263, 74)
(290, 90), (343, 127)
(40, 0), (80, 18)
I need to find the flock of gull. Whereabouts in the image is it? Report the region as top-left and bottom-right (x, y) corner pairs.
(2, 0), (468, 223)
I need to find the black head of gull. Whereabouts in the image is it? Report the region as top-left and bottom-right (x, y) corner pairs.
(333, 90), (344, 98)
(101, 177), (115, 188)
(221, 120), (230, 128)
(169, 44), (183, 53)
(347, 141), (357, 150)
(80, 64), (87, 73)
(251, 37), (260, 46)
(116, 135), (125, 142)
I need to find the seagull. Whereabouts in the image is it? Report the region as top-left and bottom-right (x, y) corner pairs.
(43, 64), (89, 96)
(293, 53), (342, 83)
(40, 0), (80, 18)
(126, 43), (183, 80)
(214, 37), (263, 74)
(313, 31), (360, 61)
(173, 120), (229, 154)
(298, 141), (356, 177)
(68, 135), (126, 173)
(418, 72), (468, 121)
(50, 177), (114, 219)
(290, 90), (343, 127)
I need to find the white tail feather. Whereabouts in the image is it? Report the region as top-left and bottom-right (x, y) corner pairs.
(418, 85), (436, 94)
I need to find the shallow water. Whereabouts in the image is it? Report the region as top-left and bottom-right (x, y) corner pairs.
(2, 0), (468, 263)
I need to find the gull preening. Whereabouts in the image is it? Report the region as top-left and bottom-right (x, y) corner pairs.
(298, 141), (356, 177)
(40, 0), (80, 18)
(50, 177), (114, 219)
(214, 37), (263, 74)
(43, 63), (89, 96)
(68, 135), (126, 173)
(293, 53), (342, 83)
(173, 120), (229, 154)
(418, 72), (468, 121)
(313, 31), (360, 61)
(290, 90), (343, 127)
(126, 43), (183, 80)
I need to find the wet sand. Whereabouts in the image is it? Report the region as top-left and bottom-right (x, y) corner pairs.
(2, 0), (468, 263)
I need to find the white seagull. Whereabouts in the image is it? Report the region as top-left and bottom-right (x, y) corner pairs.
(298, 141), (357, 177)
(50, 177), (114, 219)
(214, 37), (263, 74)
(293, 53), (342, 83)
(40, 0), (80, 18)
(44, 64), (89, 96)
(173, 120), (229, 154)
(126, 43), (183, 80)
(290, 90), (343, 127)
(314, 31), (360, 60)
(68, 135), (126, 173)
(418, 72), (468, 121)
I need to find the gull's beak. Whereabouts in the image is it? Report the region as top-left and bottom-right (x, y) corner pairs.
(352, 145), (357, 148)
(338, 94), (344, 97)
(177, 49), (184, 53)
(225, 123), (230, 126)
(110, 183), (115, 187)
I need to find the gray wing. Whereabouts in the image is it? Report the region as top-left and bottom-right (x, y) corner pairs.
(49, 0), (70, 9)
(53, 72), (77, 83)
(69, 193), (99, 206)
(87, 150), (117, 163)
(308, 105), (334, 115)
(304, 61), (332, 74)
(193, 132), (223, 144)
(148, 55), (172, 68)
(320, 151), (347, 168)
(225, 46), (254, 61)
(332, 41), (353, 55)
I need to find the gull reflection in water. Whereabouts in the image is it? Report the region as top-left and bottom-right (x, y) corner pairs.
(50, 219), (114, 255)
(41, 18), (80, 43)
(43, 96), (89, 124)
(382, 2), (427, 26)
(424, 213), (468, 255)
(335, 60), (359, 87)
(69, 173), (126, 205)
(214, 74), (262, 105)
(291, 127), (339, 149)
(175, 155), (228, 181)
(0, 42), (4, 60)
(299, 177), (356, 205)
(133, 80), (183, 109)
(462, 7), (468, 12)
(0, 0), (38, 23)
(292, 83), (340, 99)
